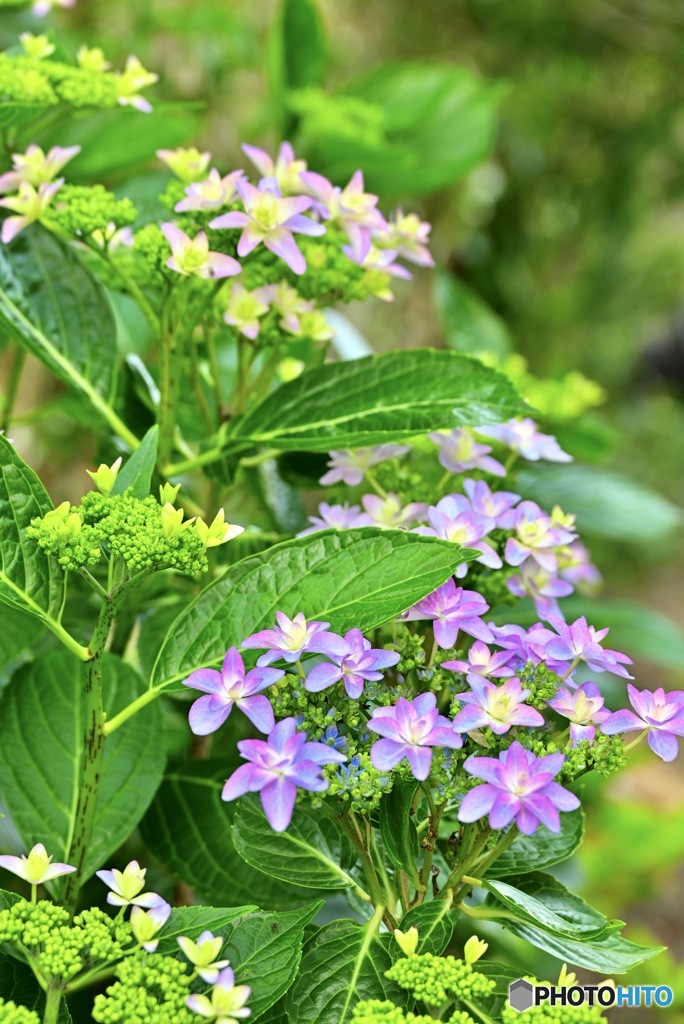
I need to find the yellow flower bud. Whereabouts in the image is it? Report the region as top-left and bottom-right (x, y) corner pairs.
(159, 482), (181, 505)
(195, 509), (244, 549)
(86, 457), (122, 497)
(394, 926), (419, 957)
(464, 935), (488, 965)
(161, 502), (194, 540)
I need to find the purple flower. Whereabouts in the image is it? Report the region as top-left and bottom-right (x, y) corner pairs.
(182, 647), (282, 736)
(242, 611), (347, 666)
(404, 579), (494, 649)
(459, 741), (580, 834)
(547, 682), (611, 746)
(507, 562), (574, 620)
(304, 628), (400, 699)
(343, 245), (412, 298)
(161, 223), (241, 279)
(222, 717), (346, 831)
(415, 496), (502, 577)
(504, 501), (576, 574)
(544, 616), (634, 678)
(209, 178), (324, 275)
(186, 964), (251, 1021)
(477, 418), (572, 463)
(368, 693), (462, 781)
(462, 478), (521, 529)
(490, 623), (556, 669)
(602, 685), (684, 762)
(175, 168), (244, 212)
(299, 169), (386, 260)
(453, 676), (545, 735)
(373, 209), (434, 267)
(428, 428), (506, 478)
(320, 445), (411, 487)
(441, 640), (515, 680)
(361, 493), (427, 530)
(297, 501), (371, 536)
(242, 141), (308, 195)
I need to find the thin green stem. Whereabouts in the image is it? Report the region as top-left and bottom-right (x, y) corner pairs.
(42, 983), (63, 1024)
(204, 320), (224, 422)
(438, 824), (490, 899)
(103, 687), (159, 736)
(163, 445), (224, 477)
(365, 469), (387, 498)
(190, 329), (216, 433)
(30, 883), (37, 905)
(471, 825), (519, 878)
(79, 567), (109, 601)
(624, 729), (649, 752)
(158, 289), (181, 468)
(0, 344), (26, 433)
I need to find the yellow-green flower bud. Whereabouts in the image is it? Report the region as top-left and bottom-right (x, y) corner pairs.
(86, 457), (122, 497)
(463, 935), (488, 965)
(394, 926), (419, 957)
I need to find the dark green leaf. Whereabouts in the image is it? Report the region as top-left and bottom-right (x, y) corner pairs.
(273, 0), (327, 93)
(483, 875), (617, 940)
(112, 424), (158, 498)
(0, 954), (71, 1021)
(466, 962), (523, 1020)
(225, 349), (527, 453)
(141, 764), (326, 908)
(397, 899), (454, 956)
(484, 810), (584, 878)
(434, 270), (512, 359)
(151, 529), (472, 691)
(0, 650), (165, 883)
(286, 917), (409, 1024)
(155, 904), (257, 953)
(378, 781), (419, 878)
(233, 795), (358, 891)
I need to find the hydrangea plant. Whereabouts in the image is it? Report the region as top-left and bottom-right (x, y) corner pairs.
(0, 8), (675, 1024)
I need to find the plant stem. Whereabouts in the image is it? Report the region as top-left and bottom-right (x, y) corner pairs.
(0, 344), (26, 433)
(42, 984), (63, 1024)
(62, 595), (119, 912)
(103, 686), (159, 736)
(158, 291), (181, 468)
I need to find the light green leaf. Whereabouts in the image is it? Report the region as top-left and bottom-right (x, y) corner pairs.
(0, 955), (72, 1022)
(233, 794), (358, 891)
(286, 917), (409, 1024)
(396, 899), (454, 956)
(484, 810), (584, 878)
(378, 781), (419, 878)
(225, 349), (527, 453)
(0, 650), (165, 883)
(141, 764), (327, 908)
(434, 270), (512, 359)
(112, 424), (159, 498)
(0, 229), (138, 448)
(150, 528), (472, 692)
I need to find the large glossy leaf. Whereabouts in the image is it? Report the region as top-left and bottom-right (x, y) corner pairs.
(286, 918), (409, 1024)
(140, 764), (325, 908)
(483, 872), (665, 974)
(484, 810), (584, 879)
(0, 229), (138, 448)
(155, 904), (257, 953)
(112, 424), (158, 498)
(0, 650), (165, 883)
(233, 795), (358, 891)
(0, 955), (71, 1022)
(150, 528), (472, 692)
(396, 899), (454, 956)
(378, 781), (419, 878)
(225, 349), (527, 453)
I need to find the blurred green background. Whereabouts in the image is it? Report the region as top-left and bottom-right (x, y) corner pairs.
(2, 0), (684, 1018)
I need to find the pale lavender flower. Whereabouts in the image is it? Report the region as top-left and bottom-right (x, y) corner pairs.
(490, 623), (560, 672)
(505, 501), (576, 574)
(209, 178), (324, 275)
(304, 628), (400, 699)
(0, 145), (80, 193)
(32, 0), (75, 16)
(161, 223), (241, 279)
(182, 647), (282, 736)
(130, 901), (171, 953)
(186, 965), (251, 1021)
(175, 169), (244, 212)
(602, 685), (684, 762)
(242, 611), (347, 666)
(459, 741), (580, 834)
(0, 844), (76, 885)
(344, 245), (412, 300)
(428, 428), (506, 478)
(477, 418), (572, 463)
(361, 493), (427, 530)
(222, 717), (346, 831)
(115, 56), (158, 114)
(242, 141), (308, 194)
(178, 931), (230, 984)
(545, 615), (634, 678)
(299, 169), (386, 260)
(96, 860), (163, 908)
(404, 579), (494, 649)
(269, 281), (312, 334)
(222, 282), (272, 339)
(0, 180), (63, 244)
(507, 562), (574, 620)
(547, 682), (611, 746)
(373, 209), (434, 267)
(441, 640), (515, 680)
(462, 478), (521, 529)
(297, 501), (371, 536)
(558, 541), (602, 594)
(453, 676), (544, 735)
(320, 445), (411, 487)
(368, 693), (462, 780)
(415, 496), (502, 577)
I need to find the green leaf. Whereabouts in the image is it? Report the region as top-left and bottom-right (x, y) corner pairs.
(517, 464), (681, 542)
(225, 349), (527, 453)
(0, 229), (138, 448)
(483, 872), (665, 974)
(271, 0), (327, 95)
(112, 424), (159, 498)
(0, 606), (45, 691)
(155, 904), (257, 954)
(233, 795), (358, 891)
(397, 900), (454, 956)
(150, 528), (472, 691)
(0, 650), (165, 883)
(465, 962), (524, 1020)
(0, 954), (72, 1021)
(286, 917), (409, 1024)
(140, 764), (327, 908)
(378, 782), (419, 878)
(212, 903), (322, 1019)
(434, 270), (512, 359)
(0, 102), (52, 132)
(484, 810), (584, 879)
